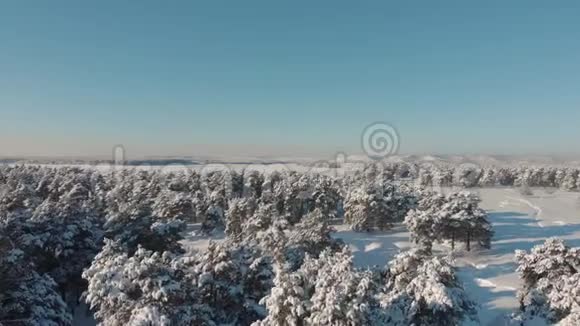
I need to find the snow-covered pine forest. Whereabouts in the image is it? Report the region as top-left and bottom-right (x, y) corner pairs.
(1, 163), (580, 326)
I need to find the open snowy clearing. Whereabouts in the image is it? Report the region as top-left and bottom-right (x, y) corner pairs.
(183, 187), (580, 326)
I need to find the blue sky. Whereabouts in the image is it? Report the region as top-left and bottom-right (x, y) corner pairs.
(1, 1), (579, 158)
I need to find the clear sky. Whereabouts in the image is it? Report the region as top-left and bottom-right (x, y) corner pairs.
(1, 1), (579, 158)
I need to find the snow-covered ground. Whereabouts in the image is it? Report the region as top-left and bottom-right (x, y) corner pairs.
(339, 187), (580, 325)
(457, 188), (580, 325)
(182, 187), (580, 325)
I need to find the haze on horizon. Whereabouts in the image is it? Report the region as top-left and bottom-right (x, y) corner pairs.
(1, 1), (579, 159)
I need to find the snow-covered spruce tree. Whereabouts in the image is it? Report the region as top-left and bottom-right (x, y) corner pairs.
(396, 162), (416, 180)
(454, 164), (482, 188)
(152, 189), (194, 221)
(25, 186), (104, 301)
(478, 168), (497, 187)
(562, 169), (578, 191)
(225, 198), (245, 240)
(513, 238), (580, 324)
(183, 170), (202, 192)
(203, 170), (227, 195)
(255, 248), (382, 326)
(228, 169), (244, 198)
(401, 255), (477, 325)
(437, 191), (493, 251)
(89, 170), (110, 217)
(253, 217), (291, 262)
(416, 164), (435, 187)
(0, 180), (105, 307)
(192, 241), (274, 325)
(554, 169), (567, 189)
(286, 208), (343, 269)
(310, 176), (341, 221)
(0, 182), (41, 217)
(0, 188), (74, 325)
(385, 248), (431, 291)
(105, 169), (161, 218)
(243, 169), (265, 199)
(273, 172), (312, 224)
(303, 249), (379, 326)
(559, 310), (580, 326)
(251, 263), (308, 326)
(576, 173), (580, 193)
(373, 184), (399, 231)
(191, 189), (208, 223)
(83, 240), (214, 326)
(0, 242), (72, 326)
(516, 239), (580, 290)
(200, 189), (227, 235)
(225, 197), (257, 241)
(236, 203), (342, 270)
(382, 249), (478, 326)
(389, 183), (417, 223)
(289, 209), (339, 254)
(104, 199), (185, 255)
(360, 162), (382, 181)
(239, 203), (278, 246)
(421, 189), (449, 210)
(547, 273), (580, 323)
(433, 167), (454, 187)
(165, 171), (189, 192)
(345, 181), (415, 232)
(404, 209), (437, 252)
(404, 189), (452, 252)
(294, 173), (314, 221)
(529, 168), (547, 188)
(514, 167), (531, 188)
(344, 185), (373, 232)
(260, 171), (280, 204)
(496, 167), (516, 186)
(540, 167), (557, 188)
(259, 171), (281, 205)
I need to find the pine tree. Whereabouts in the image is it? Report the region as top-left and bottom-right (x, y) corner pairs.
(562, 169), (578, 191)
(404, 209), (436, 252)
(193, 241), (274, 325)
(384, 249), (477, 325)
(514, 238), (580, 324)
(497, 168), (516, 186)
(0, 234), (72, 326)
(310, 176), (341, 221)
(240, 203), (278, 247)
(252, 263), (308, 326)
(153, 190), (194, 221)
(454, 165), (482, 188)
(286, 208), (342, 269)
(344, 186), (373, 232)
(437, 192), (493, 251)
(200, 190), (226, 234)
(105, 198), (185, 255)
(225, 197), (257, 241)
(83, 240), (214, 326)
(244, 170), (265, 199)
(303, 249), (377, 325)
(255, 248), (380, 326)
(479, 168), (497, 187)
(403, 255), (478, 325)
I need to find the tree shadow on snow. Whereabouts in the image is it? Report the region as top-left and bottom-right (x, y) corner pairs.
(458, 263), (520, 326)
(334, 227), (410, 267)
(488, 211), (580, 247)
(455, 211), (580, 324)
